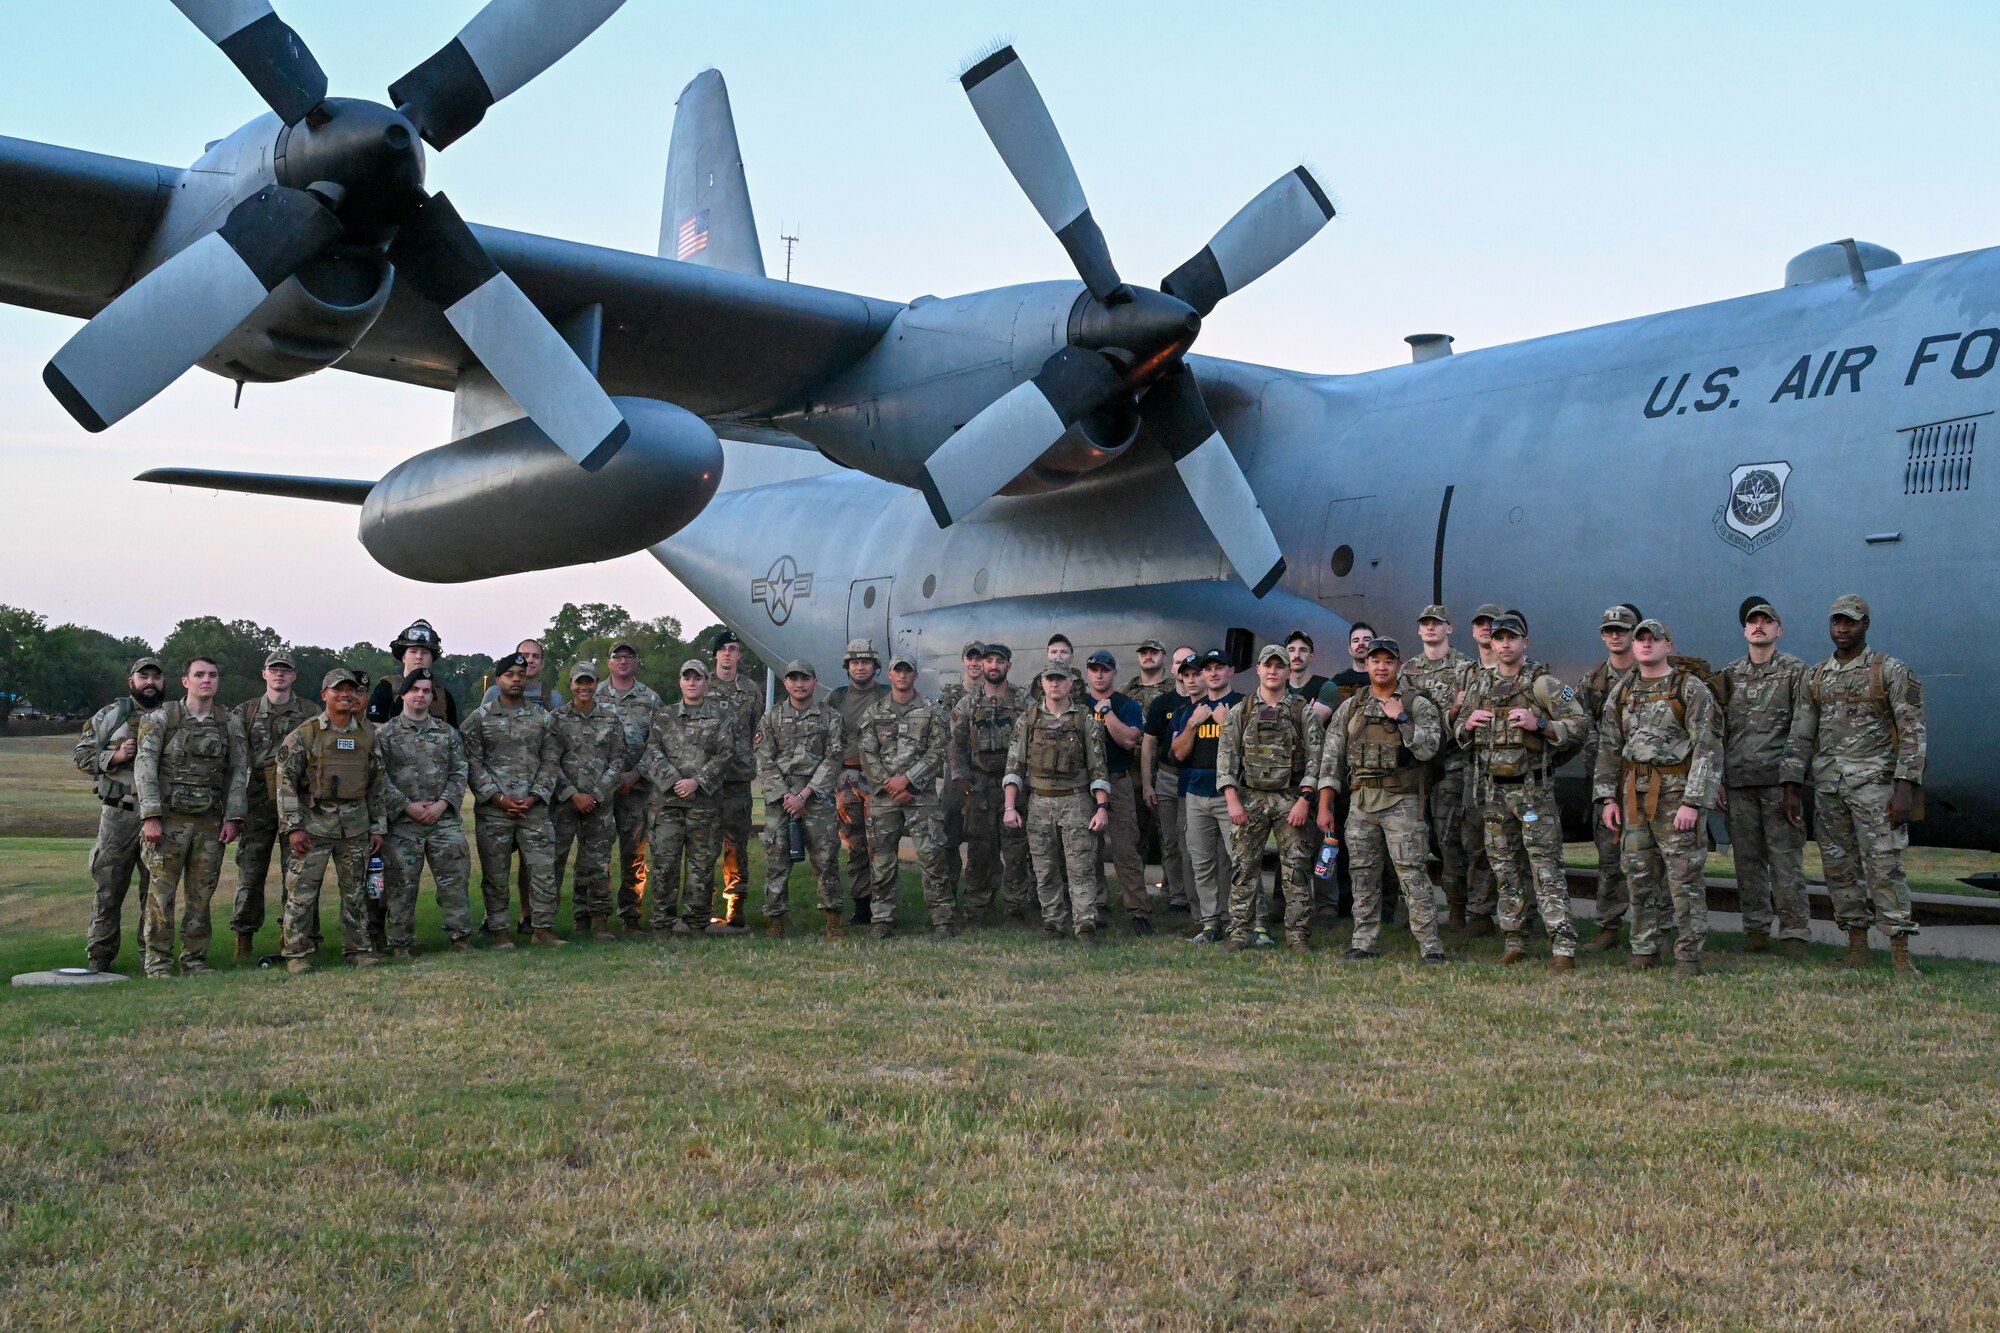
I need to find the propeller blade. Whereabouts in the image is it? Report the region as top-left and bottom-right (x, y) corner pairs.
(389, 0), (628, 150)
(44, 184), (342, 432)
(389, 191), (629, 470)
(1162, 166), (1334, 317)
(959, 45), (1123, 302)
(1144, 365), (1286, 597)
(917, 345), (1123, 527)
(168, 0), (328, 125)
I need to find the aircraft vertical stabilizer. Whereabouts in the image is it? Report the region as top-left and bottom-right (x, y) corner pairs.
(659, 69), (765, 277)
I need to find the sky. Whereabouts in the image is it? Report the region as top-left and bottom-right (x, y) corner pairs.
(3, 1), (1996, 653)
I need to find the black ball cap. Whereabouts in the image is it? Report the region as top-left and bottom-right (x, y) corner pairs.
(712, 628), (741, 649)
(399, 667), (435, 696)
(495, 652), (530, 673)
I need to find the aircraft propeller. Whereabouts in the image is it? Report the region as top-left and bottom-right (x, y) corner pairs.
(919, 45), (1333, 598)
(41, 0), (631, 471)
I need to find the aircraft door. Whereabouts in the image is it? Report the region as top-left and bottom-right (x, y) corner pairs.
(1316, 495), (1380, 617)
(847, 577), (893, 658)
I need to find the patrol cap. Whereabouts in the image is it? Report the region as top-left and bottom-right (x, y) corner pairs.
(494, 652), (530, 674)
(1742, 601), (1781, 625)
(1829, 593), (1871, 620)
(961, 639), (985, 658)
(129, 655), (163, 675)
(1040, 662), (1072, 679)
(1086, 650), (1117, 670)
(569, 661), (599, 684)
(321, 667), (362, 690)
(1472, 603), (1504, 623)
(1416, 605), (1451, 624)
(609, 641), (640, 657)
(263, 648), (296, 670)
(390, 619), (441, 654)
(888, 652), (918, 672)
(843, 638), (879, 664)
(980, 642), (1012, 662)
(1633, 618), (1671, 639)
(1488, 614), (1527, 638)
(1256, 644), (1287, 666)
(1137, 638), (1166, 652)
(711, 628), (741, 649)
(1599, 605), (1639, 631)
(782, 659), (817, 679)
(399, 667), (435, 695)
(1365, 637), (1403, 660)
(679, 658), (709, 678)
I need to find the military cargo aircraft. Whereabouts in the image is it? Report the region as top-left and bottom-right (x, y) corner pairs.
(0, 3), (1991, 846)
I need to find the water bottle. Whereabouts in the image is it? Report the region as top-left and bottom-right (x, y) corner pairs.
(367, 855), (385, 901)
(1313, 831), (1341, 882)
(787, 815), (806, 864)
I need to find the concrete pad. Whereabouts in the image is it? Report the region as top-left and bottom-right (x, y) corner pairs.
(12, 967), (131, 987)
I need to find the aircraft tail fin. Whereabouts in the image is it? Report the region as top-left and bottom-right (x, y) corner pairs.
(660, 69), (765, 277)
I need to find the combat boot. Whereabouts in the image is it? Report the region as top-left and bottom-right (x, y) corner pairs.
(349, 953), (382, 968)
(1463, 915), (1496, 939)
(766, 915), (786, 939)
(1891, 936), (1920, 976)
(530, 929), (567, 948)
(1779, 938), (1810, 960)
(710, 895), (749, 934)
(1674, 957), (1703, 977)
(1286, 934), (1311, 955)
(1627, 952), (1657, 971)
(389, 947), (414, 960)
(592, 924), (618, 942)
(486, 930), (516, 951)
(869, 922), (894, 940)
(286, 957), (314, 975)
(1497, 934), (1527, 966)
(234, 933), (254, 959)
(1445, 904), (1467, 933)
(448, 939), (474, 953)
(931, 924), (953, 941)
(1219, 935), (1250, 953)
(822, 910), (847, 940)
(574, 914), (592, 937)
(1738, 930), (1771, 954)
(1839, 928), (1871, 969)
(1547, 954), (1574, 974)
(1077, 924), (1100, 946)
(1581, 927), (1623, 954)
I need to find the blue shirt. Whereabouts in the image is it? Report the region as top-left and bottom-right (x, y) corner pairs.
(1090, 692), (1144, 776)
(1171, 691), (1243, 798)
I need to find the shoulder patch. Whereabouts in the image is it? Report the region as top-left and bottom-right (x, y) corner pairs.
(1560, 685), (1576, 702)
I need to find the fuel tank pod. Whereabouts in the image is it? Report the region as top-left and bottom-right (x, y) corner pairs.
(359, 396), (723, 582)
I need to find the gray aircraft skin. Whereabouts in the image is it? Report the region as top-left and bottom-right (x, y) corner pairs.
(0, 15), (1991, 846)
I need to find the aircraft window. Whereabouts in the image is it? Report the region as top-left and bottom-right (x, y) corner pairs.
(922, 575), (937, 598)
(1330, 545), (1354, 577)
(862, 586), (877, 609)
(974, 568), (990, 594)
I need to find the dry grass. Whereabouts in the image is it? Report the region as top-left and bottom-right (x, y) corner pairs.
(2, 835), (1998, 1330)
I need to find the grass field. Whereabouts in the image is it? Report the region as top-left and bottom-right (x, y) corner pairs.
(4, 741), (2000, 1328)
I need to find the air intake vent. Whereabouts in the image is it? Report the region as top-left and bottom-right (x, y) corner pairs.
(1901, 414), (1981, 494)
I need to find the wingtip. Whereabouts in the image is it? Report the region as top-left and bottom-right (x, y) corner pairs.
(43, 361), (108, 433)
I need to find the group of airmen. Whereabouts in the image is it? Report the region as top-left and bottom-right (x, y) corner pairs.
(71, 590), (1926, 979)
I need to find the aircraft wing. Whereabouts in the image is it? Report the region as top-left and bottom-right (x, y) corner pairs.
(0, 134), (901, 426)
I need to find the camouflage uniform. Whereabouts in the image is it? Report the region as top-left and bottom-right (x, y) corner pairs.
(756, 695), (846, 917)
(74, 696), (150, 968)
(276, 713), (389, 960)
(1575, 658), (1637, 933)
(1004, 697), (1111, 935)
(1217, 692), (1321, 945)
(951, 683), (1035, 918)
(1123, 672), (1174, 893)
(642, 695), (736, 928)
(229, 692), (313, 940)
(1459, 664), (1587, 957)
(1320, 690), (1447, 955)
(134, 702), (249, 974)
(857, 691), (953, 929)
(461, 698), (561, 932)
(548, 700), (629, 926)
(600, 678), (662, 927)
(705, 671), (764, 914)
(825, 676), (885, 900)
(374, 712), (473, 946)
(1400, 650), (1474, 917)
(1721, 651), (1810, 941)
(936, 672), (979, 895)
(1795, 649), (1926, 938)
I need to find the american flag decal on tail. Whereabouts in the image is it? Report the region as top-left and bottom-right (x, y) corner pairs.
(675, 210), (710, 261)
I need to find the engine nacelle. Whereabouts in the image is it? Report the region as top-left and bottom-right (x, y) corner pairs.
(359, 397), (723, 582)
(198, 248), (393, 384)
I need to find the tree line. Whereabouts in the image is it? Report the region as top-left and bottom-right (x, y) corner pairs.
(1, 602), (764, 720)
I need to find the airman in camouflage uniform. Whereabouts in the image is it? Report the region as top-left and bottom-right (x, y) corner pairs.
(705, 629), (764, 930)
(1574, 605), (1640, 950)
(276, 669), (390, 971)
(857, 653), (953, 936)
(756, 660), (846, 935)
(825, 640), (886, 921)
(134, 658), (249, 976)
(951, 644), (1035, 922)
(1794, 594), (1927, 973)
(549, 662), (629, 940)
(935, 641), (985, 896)
(373, 668), (473, 953)
(1457, 603), (1507, 933)
(461, 652), (563, 946)
(1218, 645), (1321, 950)
(1457, 614), (1587, 969)
(1720, 602), (1810, 956)
(643, 659), (738, 933)
(601, 642), (663, 930)
(1595, 620), (1723, 974)
(1400, 607), (1474, 931)
(1322, 639), (1448, 961)
(1004, 665), (1112, 939)
(228, 648), (314, 955)
(74, 656), (164, 971)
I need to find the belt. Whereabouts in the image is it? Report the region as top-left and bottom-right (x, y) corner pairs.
(102, 796), (136, 812)
(1488, 773), (1532, 786)
(1031, 785), (1081, 798)
(1622, 759), (1692, 822)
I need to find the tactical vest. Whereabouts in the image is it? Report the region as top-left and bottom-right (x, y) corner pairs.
(1612, 670), (1696, 821)
(1347, 696), (1423, 794)
(966, 693), (1022, 773)
(154, 701), (231, 815)
(1024, 705), (1088, 793)
(1467, 671), (1547, 778)
(93, 698), (138, 804)
(1807, 652), (1923, 817)
(311, 719), (376, 802)
(1232, 694), (1309, 791)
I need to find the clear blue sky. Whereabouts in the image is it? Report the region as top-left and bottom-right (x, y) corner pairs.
(2, 1), (1994, 652)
